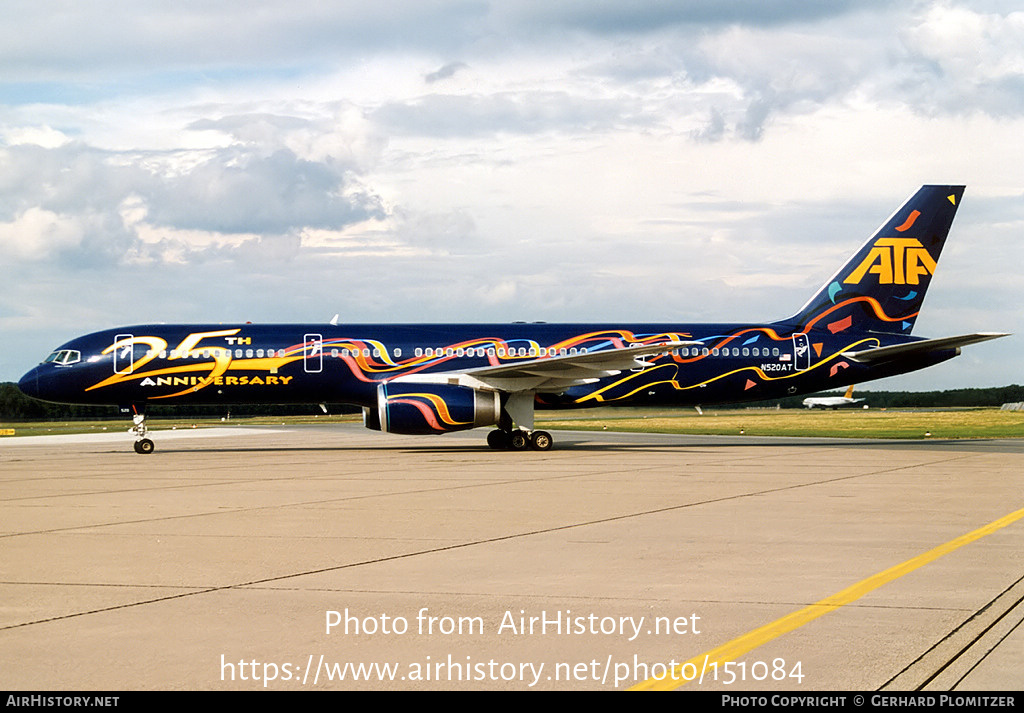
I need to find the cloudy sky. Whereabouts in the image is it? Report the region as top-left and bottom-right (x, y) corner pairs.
(1, 0), (1021, 390)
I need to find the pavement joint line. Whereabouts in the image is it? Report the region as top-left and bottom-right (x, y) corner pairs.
(881, 571), (1024, 690)
(5, 449), (969, 541)
(5, 468), (991, 632)
(0, 469), (624, 539)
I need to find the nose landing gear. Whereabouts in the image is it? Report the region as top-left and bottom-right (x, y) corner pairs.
(127, 407), (155, 454)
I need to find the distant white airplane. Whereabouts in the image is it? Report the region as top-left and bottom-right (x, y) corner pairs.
(803, 385), (865, 409)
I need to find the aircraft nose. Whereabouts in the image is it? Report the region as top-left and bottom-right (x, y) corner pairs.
(17, 367), (41, 399)
(18, 365), (61, 402)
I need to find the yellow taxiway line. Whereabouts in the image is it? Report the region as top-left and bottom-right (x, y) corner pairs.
(631, 504), (1024, 690)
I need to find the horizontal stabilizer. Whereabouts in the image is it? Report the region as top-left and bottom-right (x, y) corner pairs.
(842, 332), (1009, 363)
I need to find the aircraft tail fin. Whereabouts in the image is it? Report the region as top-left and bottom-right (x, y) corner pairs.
(781, 185), (965, 335)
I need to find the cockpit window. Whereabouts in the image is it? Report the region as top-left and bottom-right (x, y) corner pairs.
(43, 349), (81, 365)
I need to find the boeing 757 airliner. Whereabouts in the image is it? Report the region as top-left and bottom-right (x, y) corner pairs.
(18, 185), (1007, 453)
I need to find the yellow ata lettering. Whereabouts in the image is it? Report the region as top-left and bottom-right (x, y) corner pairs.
(904, 246), (937, 284)
(844, 238), (934, 285)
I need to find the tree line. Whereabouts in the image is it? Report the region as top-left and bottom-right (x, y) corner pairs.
(0, 382), (357, 420)
(741, 384), (1024, 410)
(2, 382), (1022, 421)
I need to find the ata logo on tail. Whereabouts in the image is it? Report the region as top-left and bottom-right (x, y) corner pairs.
(844, 237), (937, 286)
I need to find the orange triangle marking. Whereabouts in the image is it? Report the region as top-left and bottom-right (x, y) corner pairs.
(813, 342), (823, 357)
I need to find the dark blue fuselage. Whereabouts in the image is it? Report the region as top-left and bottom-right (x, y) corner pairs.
(17, 321), (955, 410)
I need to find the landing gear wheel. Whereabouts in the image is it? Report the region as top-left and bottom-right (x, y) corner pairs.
(529, 430), (553, 451)
(487, 430), (508, 450)
(129, 409), (152, 454)
(509, 430), (529, 451)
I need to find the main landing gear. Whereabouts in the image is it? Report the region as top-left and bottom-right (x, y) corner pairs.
(487, 391), (552, 451)
(487, 429), (553, 451)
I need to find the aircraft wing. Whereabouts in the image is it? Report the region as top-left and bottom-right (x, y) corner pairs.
(396, 340), (697, 393)
(842, 332), (1009, 363)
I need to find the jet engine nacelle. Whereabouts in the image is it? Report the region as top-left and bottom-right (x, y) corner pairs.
(363, 381), (501, 435)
